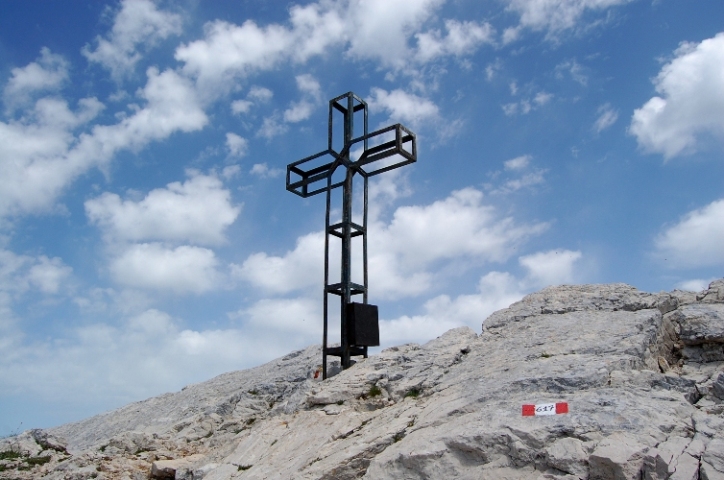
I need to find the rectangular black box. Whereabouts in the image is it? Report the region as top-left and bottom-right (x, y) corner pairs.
(347, 302), (380, 347)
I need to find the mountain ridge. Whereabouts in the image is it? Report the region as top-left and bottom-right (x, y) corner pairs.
(1, 280), (723, 479)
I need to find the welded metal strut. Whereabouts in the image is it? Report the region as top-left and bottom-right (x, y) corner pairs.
(287, 92), (417, 378)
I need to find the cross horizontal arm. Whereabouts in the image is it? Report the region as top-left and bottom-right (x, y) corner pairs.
(353, 124), (416, 177)
(286, 149), (343, 198)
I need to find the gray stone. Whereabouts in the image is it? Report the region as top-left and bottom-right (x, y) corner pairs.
(589, 433), (648, 480)
(2, 280), (721, 480)
(704, 438), (724, 474)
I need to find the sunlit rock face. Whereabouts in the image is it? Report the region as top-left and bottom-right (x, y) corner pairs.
(2, 280), (723, 480)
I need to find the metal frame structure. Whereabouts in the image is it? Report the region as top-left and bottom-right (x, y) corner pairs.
(286, 92), (417, 378)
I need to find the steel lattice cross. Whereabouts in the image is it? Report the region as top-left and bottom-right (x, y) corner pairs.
(287, 92), (417, 378)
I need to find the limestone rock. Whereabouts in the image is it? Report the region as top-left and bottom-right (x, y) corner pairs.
(2, 279), (724, 480)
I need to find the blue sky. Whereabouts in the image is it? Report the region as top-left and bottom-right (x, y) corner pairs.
(1, 0), (723, 435)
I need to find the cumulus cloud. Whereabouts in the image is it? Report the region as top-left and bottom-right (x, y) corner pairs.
(368, 88), (439, 127)
(86, 171), (240, 246)
(0, 308), (302, 409)
(518, 249), (582, 287)
(110, 243), (220, 294)
(236, 188), (548, 300)
(231, 231), (325, 294)
(249, 163), (283, 178)
(654, 198), (724, 268)
(82, 0), (182, 80)
(380, 249), (583, 345)
(226, 132), (248, 157)
(231, 86), (273, 115)
(0, 250), (72, 297)
(176, 0), (491, 96)
(0, 67), (206, 218)
(283, 74), (322, 123)
(630, 33), (724, 158)
(415, 19), (495, 63)
(3, 48), (68, 112)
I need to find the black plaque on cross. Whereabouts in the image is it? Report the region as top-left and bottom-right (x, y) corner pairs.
(287, 92), (417, 379)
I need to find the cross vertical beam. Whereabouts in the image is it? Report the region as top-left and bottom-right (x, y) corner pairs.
(287, 92), (417, 378)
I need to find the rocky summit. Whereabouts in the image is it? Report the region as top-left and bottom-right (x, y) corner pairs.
(2, 281), (724, 480)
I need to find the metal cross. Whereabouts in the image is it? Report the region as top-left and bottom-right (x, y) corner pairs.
(287, 92), (417, 378)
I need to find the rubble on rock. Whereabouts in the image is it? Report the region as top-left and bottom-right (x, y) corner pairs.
(1, 280), (723, 479)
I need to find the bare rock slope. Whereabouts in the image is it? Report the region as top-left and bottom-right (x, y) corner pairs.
(2, 280), (724, 479)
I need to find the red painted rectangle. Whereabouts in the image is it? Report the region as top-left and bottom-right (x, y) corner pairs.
(522, 404), (535, 416)
(555, 402), (569, 414)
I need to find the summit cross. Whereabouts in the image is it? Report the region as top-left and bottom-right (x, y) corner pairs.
(286, 92), (417, 379)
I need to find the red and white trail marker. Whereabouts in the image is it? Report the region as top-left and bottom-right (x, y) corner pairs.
(522, 402), (569, 416)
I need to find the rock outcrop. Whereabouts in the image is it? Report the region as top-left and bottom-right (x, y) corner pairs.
(1, 280), (723, 479)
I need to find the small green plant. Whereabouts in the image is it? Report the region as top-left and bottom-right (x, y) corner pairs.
(336, 400), (344, 405)
(24, 455), (51, 466)
(237, 464), (252, 471)
(393, 432), (405, 442)
(246, 417), (256, 425)
(404, 387), (420, 399)
(0, 450), (21, 461)
(368, 385), (382, 397)
(98, 445), (107, 452)
(541, 352), (552, 358)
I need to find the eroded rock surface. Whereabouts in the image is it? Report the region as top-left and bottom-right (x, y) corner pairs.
(1, 280), (723, 479)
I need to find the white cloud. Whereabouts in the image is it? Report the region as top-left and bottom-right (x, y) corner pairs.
(248, 86), (273, 102)
(231, 99), (253, 115)
(630, 33), (724, 158)
(344, 0), (443, 68)
(374, 188), (548, 271)
(82, 0), (182, 79)
(415, 19), (495, 63)
(110, 243), (220, 294)
(232, 297), (321, 343)
(86, 171), (240, 246)
(676, 278), (715, 293)
(519, 249), (582, 287)
(175, 0), (490, 97)
(504, 154), (531, 170)
(3, 48), (68, 112)
(27, 256), (73, 294)
(0, 309), (299, 408)
(250, 163), (283, 178)
(504, 0), (633, 40)
(1, 66), (207, 219)
(502, 91), (552, 116)
(654, 198), (724, 268)
(257, 115), (288, 139)
(226, 132), (248, 157)
(555, 59), (587, 85)
(368, 88), (439, 127)
(380, 248), (583, 345)
(0, 97), (104, 217)
(232, 231), (324, 294)
(594, 103), (618, 133)
(0, 250), (72, 297)
(236, 188), (548, 300)
(283, 74), (322, 123)
(176, 19), (295, 95)
(231, 86), (274, 115)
